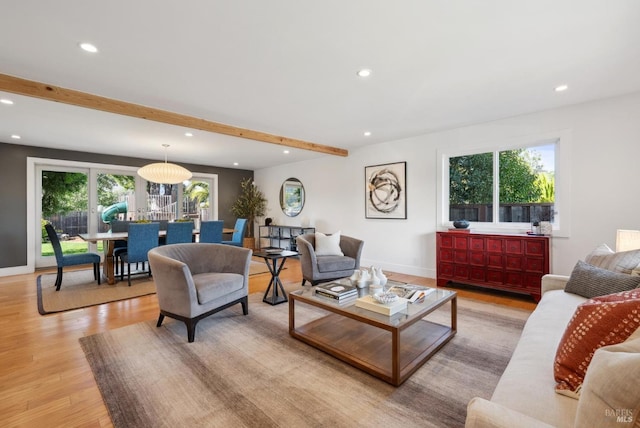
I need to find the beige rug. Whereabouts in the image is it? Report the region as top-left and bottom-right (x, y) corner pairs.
(37, 261), (274, 315)
(80, 292), (531, 427)
(37, 269), (157, 315)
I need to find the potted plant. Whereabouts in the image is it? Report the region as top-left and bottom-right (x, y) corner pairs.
(230, 178), (267, 249)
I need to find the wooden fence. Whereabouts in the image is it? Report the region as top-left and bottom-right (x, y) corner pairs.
(47, 212), (88, 237)
(450, 202), (554, 223)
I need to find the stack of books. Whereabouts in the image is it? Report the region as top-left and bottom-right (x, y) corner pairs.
(386, 284), (436, 303)
(315, 282), (358, 303)
(354, 295), (408, 316)
(448, 228), (470, 233)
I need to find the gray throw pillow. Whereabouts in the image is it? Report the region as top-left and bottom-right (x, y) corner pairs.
(585, 244), (640, 274)
(565, 260), (640, 298)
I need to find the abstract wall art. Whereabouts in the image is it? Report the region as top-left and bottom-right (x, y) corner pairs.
(365, 161), (407, 219)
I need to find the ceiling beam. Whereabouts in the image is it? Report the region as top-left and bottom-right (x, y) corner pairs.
(0, 73), (348, 157)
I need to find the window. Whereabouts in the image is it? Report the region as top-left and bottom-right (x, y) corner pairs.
(440, 135), (564, 233)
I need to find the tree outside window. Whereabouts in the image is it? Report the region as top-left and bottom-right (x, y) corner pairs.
(449, 143), (555, 225)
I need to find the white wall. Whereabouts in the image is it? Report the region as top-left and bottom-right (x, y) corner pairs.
(255, 91), (640, 278)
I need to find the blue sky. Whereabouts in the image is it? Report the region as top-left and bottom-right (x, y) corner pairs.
(528, 144), (555, 173)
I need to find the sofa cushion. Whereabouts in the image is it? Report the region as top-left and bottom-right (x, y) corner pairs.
(193, 272), (244, 304)
(564, 260), (640, 298)
(490, 290), (584, 428)
(585, 244), (640, 275)
(554, 290), (640, 398)
(316, 255), (356, 273)
(574, 329), (640, 427)
(465, 398), (557, 428)
(314, 231), (344, 256)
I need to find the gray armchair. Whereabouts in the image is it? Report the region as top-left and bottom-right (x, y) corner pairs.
(148, 243), (252, 342)
(296, 233), (364, 286)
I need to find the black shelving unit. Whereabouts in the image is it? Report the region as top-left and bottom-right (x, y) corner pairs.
(258, 225), (315, 251)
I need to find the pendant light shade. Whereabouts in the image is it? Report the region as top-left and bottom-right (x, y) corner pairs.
(137, 144), (192, 184)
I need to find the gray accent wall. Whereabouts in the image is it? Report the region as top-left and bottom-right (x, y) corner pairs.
(0, 142), (252, 269)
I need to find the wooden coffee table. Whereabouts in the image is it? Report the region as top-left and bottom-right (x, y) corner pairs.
(289, 279), (457, 386)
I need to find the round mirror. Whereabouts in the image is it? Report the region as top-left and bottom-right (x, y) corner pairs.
(280, 178), (305, 217)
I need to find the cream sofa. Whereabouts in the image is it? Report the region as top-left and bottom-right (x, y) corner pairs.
(465, 274), (640, 428)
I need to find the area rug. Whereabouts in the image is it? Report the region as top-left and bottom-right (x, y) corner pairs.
(80, 292), (531, 428)
(37, 269), (156, 315)
(37, 261), (273, 315)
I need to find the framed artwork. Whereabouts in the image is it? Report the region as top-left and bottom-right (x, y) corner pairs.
(365, 161), (407, 219)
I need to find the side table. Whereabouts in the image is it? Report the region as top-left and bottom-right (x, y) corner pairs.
(253, 250), (299, 305)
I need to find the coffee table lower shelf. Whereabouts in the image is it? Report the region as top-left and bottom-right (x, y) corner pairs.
(290, 311), (455, 386)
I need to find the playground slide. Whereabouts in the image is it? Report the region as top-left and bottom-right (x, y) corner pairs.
(101, 201), (128, 223)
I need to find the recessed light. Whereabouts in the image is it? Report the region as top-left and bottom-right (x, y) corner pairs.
(79, 42), (98, 53)
(364, 131), (371, 137)
(185, 132), (193, 137)
(233, 162), (239, 166)
(1, 99), (14, 105)
(283, 150), (290, 154)
(11, 134), (21, 139)
(357, 69), (372, 78)
(555, 84), (568, 92)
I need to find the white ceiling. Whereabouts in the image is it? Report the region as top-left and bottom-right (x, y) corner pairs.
(2, 1), (640, 170)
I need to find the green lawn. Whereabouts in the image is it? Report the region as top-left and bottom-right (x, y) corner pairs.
(41, 241), (104, 256)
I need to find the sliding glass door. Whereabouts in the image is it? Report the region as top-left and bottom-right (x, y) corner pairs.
(37, 166), (90, 267)
(34, 159), (218, 269)
(95, 171), (137, 232)
(182, 177), (215, 229)
(36, 165), (144, 268)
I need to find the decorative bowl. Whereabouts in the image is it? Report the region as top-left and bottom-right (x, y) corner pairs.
(453, 219), (470, 229)
(373, 292), (399, 304)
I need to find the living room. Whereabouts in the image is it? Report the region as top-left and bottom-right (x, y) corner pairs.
(2, 2), (640, 427)
(1, 91), (639, 280)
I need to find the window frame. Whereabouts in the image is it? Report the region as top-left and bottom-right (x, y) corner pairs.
(436, 130), (571, 237)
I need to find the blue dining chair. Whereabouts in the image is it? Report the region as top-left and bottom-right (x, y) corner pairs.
(157, 220), (170, 245)
(120, 222), (160, 286)
(199, 220), (224, 243)
(110, 220), (131, 275)
(45, 223), (101, 291)
(165, 221), (194, 245)
(222, 218), (248, 247)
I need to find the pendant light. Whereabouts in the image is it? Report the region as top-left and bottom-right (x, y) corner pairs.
(137, 144), (192, 184)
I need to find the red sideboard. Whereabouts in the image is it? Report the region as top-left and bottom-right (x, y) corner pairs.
(436, 231), (549, 301)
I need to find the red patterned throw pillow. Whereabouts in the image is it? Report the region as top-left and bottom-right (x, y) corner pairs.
(554, 290), (640, 398)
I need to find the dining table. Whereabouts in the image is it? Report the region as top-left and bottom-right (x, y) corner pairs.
(79, 227), (235, 284)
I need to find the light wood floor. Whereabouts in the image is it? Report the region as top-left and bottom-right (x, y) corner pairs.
(0, 258), (536, 427)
